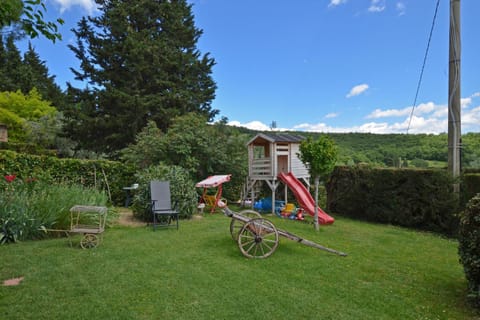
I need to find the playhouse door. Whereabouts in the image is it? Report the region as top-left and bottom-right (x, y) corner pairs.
(277, 155), (288, 174)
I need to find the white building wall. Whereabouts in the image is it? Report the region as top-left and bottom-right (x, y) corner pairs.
(290, 144), (309, 178)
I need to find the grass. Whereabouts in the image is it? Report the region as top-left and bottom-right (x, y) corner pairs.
(0, 210), (478, 320)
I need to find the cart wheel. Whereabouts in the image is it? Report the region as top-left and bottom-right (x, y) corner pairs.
(80, 234), (99, 249)
(230, 210), (262, 241)
(237, 218), (279, 259)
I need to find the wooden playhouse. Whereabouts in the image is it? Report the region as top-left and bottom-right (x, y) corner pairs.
(245, 133), (310, 213)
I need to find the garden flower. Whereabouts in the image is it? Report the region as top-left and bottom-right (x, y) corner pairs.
(4, 175), (16, 183)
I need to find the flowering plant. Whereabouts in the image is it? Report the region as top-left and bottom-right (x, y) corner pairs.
(4, 175), (16, 183)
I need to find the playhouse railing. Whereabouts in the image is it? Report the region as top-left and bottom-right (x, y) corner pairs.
(250, 158), (271, 176)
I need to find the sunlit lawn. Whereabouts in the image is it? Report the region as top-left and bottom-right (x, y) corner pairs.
(0, 210), (478, 319)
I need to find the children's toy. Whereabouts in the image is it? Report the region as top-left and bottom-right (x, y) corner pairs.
(196, 175), (231, 213)
(278, 172), (334, 225)
(254, 197), (285, 214)
(278, 203), (305, 221)
(280, 203), (296, 218)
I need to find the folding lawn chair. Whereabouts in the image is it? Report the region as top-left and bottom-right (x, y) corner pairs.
(150, 181), (179, 230)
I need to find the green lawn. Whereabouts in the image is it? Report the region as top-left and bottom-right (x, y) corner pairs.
(0, 211), (478, 320)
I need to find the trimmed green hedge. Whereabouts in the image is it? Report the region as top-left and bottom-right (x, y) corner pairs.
(458, 195), (480, 308)
(326, 166), (459, 235)
(0, 150), (135, 206)
(463, 174), (480, 206)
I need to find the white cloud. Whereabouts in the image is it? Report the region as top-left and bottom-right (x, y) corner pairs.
(462, 93), (480, 130)
(325, 112), (339, 119)
(462, 92), (480, 108)
(368, 0), (386, 13)
(366, 102), (439, 119)
(51, 0), (98, 14)
(346, 84), (369, 98)
(396, 2), (406, 16)
(226, 94), (480, 134)
(463, 106), (480, 131)
(228, 120), (287, 131)
(461, 97), (472, 108)
(367, 107), (410, 119)
(328, 0), (348, 8)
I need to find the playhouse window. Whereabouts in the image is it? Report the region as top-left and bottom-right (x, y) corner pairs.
(253, 145), (269, 159)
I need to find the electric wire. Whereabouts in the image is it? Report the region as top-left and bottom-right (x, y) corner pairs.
(406, 0), (441, 133)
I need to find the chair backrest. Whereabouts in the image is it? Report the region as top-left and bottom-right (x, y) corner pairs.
(150, 180), (172, 210)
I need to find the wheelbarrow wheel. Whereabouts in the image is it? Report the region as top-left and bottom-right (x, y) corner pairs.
(80, 233), (99, 249)
(237, 218), (279, 259)
(230, 210), (262, 241)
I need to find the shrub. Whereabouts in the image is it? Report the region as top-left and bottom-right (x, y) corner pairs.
(458, 194), (480, 308)
(131, 164), (197, 221)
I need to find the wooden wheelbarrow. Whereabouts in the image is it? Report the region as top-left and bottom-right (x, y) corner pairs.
(223, 207), (347, 259)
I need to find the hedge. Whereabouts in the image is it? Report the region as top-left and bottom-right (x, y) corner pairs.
(458, 195), (480, 308)
(462, 174), (480, 206)
(326, 166), (459, 235)
(0, 150), (135, 206)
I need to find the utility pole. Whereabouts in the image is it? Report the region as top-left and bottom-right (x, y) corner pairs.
(448, 0), (461, 189)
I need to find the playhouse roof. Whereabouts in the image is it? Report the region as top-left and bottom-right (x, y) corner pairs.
(247, 133), (305, 145)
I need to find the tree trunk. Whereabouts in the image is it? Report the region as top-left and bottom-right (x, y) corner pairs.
(313, 176), (320, 231)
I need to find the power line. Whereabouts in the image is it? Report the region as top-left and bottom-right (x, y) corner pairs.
(406, 0), (441, 134)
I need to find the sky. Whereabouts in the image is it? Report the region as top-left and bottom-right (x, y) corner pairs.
(17, 0), (480, 134)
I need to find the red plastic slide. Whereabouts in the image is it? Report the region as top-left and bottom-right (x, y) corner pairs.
(278, 172), (335, 225)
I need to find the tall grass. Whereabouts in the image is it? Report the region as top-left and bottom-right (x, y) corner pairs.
(0, 179), (111, 242)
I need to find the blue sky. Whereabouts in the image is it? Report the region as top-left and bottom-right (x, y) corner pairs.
(18, 0), (480, 134)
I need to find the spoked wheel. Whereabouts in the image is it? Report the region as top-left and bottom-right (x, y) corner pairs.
(230, 210), (262, 241)
(80, 233), (99, 249)
(237, 218), (279, 259)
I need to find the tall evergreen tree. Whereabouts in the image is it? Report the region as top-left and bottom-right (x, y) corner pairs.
(0, 36), (9, 89)
(0, 35), (65, 108)
(22, 43), (65, 108)
(63, 0), (218, 155)
(0, 35), (23, 92)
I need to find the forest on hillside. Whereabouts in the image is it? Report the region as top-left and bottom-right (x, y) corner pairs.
(330, 132), (480, 168)
(239, 128), (480, 169)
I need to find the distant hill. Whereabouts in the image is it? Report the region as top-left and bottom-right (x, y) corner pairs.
(235, 127), (480, 168)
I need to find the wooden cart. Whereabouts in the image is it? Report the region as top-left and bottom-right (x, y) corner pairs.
(224, 207), (347, 259)
(69, 205), (108, 249)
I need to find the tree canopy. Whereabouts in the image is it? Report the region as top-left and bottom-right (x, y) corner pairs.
(298, 134), (338, 230)
(0, 34), (65, 108)
(0, 88), (56, 143)
(63, 0), (218, 156)
(0, 0), (64, 42)
(121, 113), (248, 199)
(298, 135), (338, 181)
